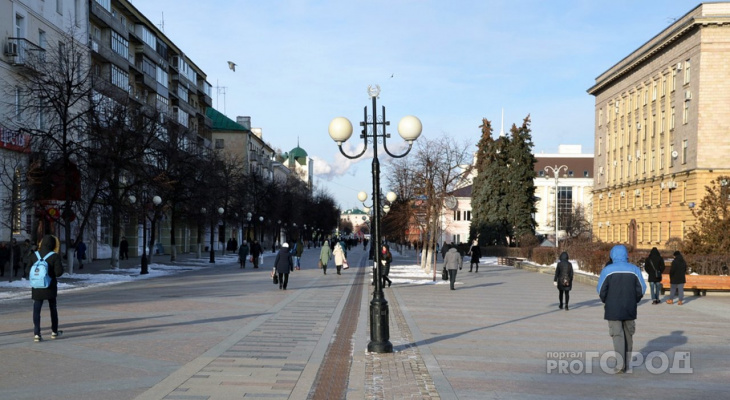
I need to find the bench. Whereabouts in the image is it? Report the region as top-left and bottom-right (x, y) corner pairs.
(661, 274), (730, 296)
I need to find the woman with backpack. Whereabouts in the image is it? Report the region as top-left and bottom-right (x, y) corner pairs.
(554, 252), (574, 310)
(30, 235), (64, 341)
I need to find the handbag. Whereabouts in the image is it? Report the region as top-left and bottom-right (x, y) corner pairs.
(442, 268), (449, 281)
(343, 259), (349, 270)
(271, 268), (278, 285)
(318, 260), (323, 269)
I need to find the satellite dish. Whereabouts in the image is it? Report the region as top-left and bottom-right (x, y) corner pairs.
(671, 150), (679, 159)
(445, 196), (458, 210)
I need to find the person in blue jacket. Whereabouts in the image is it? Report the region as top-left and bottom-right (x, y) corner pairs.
(596, 245), (646, 374)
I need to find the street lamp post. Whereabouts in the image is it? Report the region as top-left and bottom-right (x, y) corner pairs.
(544, 165), (568, 249)
(129, 194), (161, 275)
(210, 207), (224, 263)
(329, 85), (422, 353)
(259, 216), (264, 243)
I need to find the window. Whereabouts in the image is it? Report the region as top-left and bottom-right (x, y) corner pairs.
(57, 0), (63, 15)
(12, 168), (22, 234)
(598, 137), (602, 155)
(671, 69), (677, 92)
(670, 144), (675, 168)
(684, 59), (691, 84)
(682, 140), (688, 164)
(643, 152), (647, 174)
(662, 75), (667, 97)
(652, 81), (657, 101)
(139, 25), (156, 49)
(39, 30), (46, 49)
(111, 30), (128, 59)
(557, 186), (572, 230)
(651, 150), (655, 172)
(15, 87), (22, 120)
(584, 170), (589, 178)
(660, 148), (665, 170)
(660, 111), (665, 133)
(215, 139), (224, 149)
(156, 66), (168, 88)
(538, 170), (544, 177)
(94, 0), (111, 12)
(683, 101), (689, 125)
(568, 170), (574, 177)
(670, 106), (675, 130)
(140, 57), (155, 78)
(111, 64), (129, 91)
(465, 211), (471, 221)
(75, 0), (81, 26)
(599, 109), (603, 126)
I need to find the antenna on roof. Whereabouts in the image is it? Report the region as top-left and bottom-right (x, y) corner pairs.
(215, 80), (227, 114)
(158, 12), (165, 32)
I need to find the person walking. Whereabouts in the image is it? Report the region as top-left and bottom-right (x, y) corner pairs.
(251, 240), (262, 269)
(273, 242), (293, 290)
(10, 238), (22, 279)
(332, 242), (345, 276)
(74, 238), (87, 270)
(644, 247), (665, 304)
(0, 241), (8, 278)
(31, 235), (65, 342)
(597, 245), (646, 373)
(319, 240), (332, 275)
(554, 252), (574, 310)
(443, 244), (462, 290)
(380, 244), (393, 287)
(667, 251), (687, 305)
(468, 240), (481, 272)
(295, 238), (304, 270)
(119, 236), (129, 260)
(238, 241), (250, 269)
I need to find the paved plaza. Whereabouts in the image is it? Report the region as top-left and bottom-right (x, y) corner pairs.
(1, 245), (728, 399)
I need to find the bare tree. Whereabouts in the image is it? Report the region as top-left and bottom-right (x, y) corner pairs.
(386, 135), (473, 272)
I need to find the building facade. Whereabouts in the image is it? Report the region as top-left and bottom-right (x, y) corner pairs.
(588, 2), (730, 249)
(534, 145), (594, 242)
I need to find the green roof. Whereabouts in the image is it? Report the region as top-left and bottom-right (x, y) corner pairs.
(289, 146), (308, 158)
(206, 107), (248, 131)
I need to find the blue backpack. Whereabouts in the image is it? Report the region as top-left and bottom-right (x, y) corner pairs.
(30, 251), (54, 289)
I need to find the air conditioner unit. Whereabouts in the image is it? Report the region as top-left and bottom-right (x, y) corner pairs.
(599, 166), (604, 175)
(636, 150), (641, 159)
(599, 193), (603, 199)
(5, 41), (18, 56)
(628, 155), (633, 161)
(598, 222), (603, 228)
(606, 221), (611, 227)
(685, 91), (692, 100)
(668, 181), (678, 189)
(608, 192), (613, 198)
(634, 189), (641, 196)
(676, 62), (683, 71)
(636, 122), (641, 130)
(620, 191), (626, 198)
(660, 182), (666, 190)
(613, 160), (618, 166)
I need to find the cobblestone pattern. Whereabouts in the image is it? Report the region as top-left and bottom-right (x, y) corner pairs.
(364, 287), (440, 400)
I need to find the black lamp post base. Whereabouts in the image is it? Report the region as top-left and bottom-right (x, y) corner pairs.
(367, 297), (393, 353)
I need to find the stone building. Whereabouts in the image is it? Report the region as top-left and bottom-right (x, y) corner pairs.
(587, 2), (730, 249)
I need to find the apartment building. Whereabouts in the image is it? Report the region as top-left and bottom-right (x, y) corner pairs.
(588, 2), (730, 249)
(1, 0), (88, 243)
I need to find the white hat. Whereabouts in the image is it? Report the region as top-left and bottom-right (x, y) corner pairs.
(282, 243), (289, 248)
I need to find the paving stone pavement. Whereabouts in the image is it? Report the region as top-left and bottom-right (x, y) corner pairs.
(1, 246), (729, 399)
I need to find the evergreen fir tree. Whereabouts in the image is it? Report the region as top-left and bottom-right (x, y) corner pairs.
(504, 115), (537, 243)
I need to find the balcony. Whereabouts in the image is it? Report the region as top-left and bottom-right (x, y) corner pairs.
(4, 37), (45, 68)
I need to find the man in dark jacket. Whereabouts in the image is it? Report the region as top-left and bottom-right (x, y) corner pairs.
(31, 235), (65, 342)
(644, 247), (665, 304)
(667, 251), (687, 305)
(597, 245), (646, 373)
(251, 240), (262, 269)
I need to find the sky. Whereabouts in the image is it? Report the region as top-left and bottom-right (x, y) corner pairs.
(132, 0), (700, 210)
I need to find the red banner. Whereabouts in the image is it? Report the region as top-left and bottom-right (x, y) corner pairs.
(0, 125), (31, 153)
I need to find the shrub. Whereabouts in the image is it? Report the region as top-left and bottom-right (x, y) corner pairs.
(530, 247), (558, 266)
